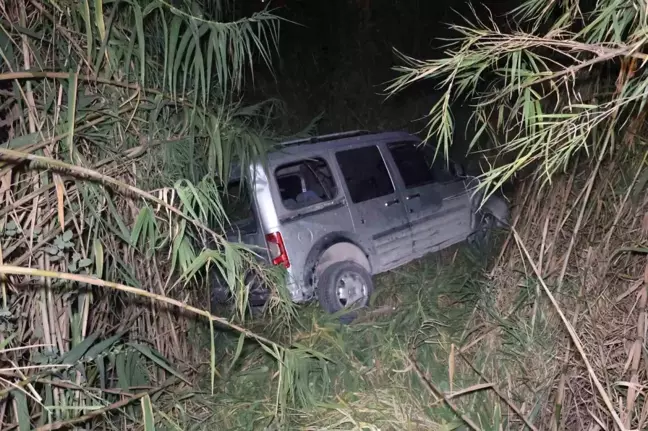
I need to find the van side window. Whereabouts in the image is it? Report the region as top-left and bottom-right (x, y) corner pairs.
(275, 157), (337, 210)
(336, 146), (394, 203)
(387, 142), (436, 188)
(387, 141), (454, 187)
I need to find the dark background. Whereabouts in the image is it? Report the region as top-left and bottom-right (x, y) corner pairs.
(0, 1), (520, 162)
(237, 0), (520, 162)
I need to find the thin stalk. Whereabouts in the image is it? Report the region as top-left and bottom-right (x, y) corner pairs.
(513, 229), (626, 431)
(18, 0), (59, 421)
(0, 147), (227, 244)
(0, 265), (283, 350)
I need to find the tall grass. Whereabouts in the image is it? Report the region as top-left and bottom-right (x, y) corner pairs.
(199, 245), (533, 430)
(0, 0), (321, 429)
(387, 0), (648, 429)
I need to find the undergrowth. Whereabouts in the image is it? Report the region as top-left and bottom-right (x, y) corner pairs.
(5, 0), (648, 429)
(184, 239), (544, 430)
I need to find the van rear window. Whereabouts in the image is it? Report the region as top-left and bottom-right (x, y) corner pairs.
(274, 157), (337, 210)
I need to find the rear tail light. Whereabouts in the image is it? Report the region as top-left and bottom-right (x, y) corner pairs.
(265, 231), (290, 268)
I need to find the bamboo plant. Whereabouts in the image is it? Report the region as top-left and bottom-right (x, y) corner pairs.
(0, 0), (319, 429)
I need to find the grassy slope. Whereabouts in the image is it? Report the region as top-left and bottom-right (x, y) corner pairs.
(179, 233), (545, 430)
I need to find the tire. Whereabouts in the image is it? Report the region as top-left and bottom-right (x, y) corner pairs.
(317, 261), (373, 323)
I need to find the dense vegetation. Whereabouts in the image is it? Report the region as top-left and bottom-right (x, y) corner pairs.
(389, 0), (648, 429)
(2, 0), (648, 430)
(0, 0), (308, 428)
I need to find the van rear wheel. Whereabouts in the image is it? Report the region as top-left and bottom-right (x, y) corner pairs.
(317, 261), (373, 323)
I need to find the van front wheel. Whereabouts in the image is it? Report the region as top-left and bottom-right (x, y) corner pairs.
(317, 261), (373, 323)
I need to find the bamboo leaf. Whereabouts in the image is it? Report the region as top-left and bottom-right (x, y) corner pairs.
(141, 394), (155, 431)
(80, 0), (93, 63)
(4, 130), (41, 149)
(228, 333), (246, 374)
(57, 333), (99, 365)
(66, 72), (79, 161)
(97, 356), (106, 390)
(130, 206), (151, 248)
(211, 117), (224, 180)
(174, 184), (200, 220)
(167, 15), (183, 95)
(123, 19), (137, 82)
(39, 384), (53, 426)
(224, 242), (237, 291)
(116, 351), (130, 392)
(132, 2), (146, 85)
(143, 2), (163, 17)
(127, 342), (189, 383)
(191, 23), (206, 106)
(106, 197), (132, 243)
(217, 29), (228, 92)
(182, 39), (196, 101)
(93, 239), (104, 278)
(94, 0), (106, 44)
(84, 332), (124, 361)
(173, 27), (194, 97)
(14, 389), (30, 431)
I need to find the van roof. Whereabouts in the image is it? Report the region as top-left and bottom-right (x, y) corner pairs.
(269, 130), (418, 160)
(227, 130), (420, 182)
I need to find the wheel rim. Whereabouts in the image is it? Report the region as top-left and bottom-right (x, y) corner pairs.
(335, 271), (368, 308)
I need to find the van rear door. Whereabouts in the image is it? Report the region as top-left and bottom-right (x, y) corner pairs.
(222, 179), (268, 257)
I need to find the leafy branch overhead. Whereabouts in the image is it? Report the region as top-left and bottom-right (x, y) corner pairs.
(388, 0), (648, 198)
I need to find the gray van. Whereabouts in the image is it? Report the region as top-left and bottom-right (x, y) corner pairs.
(213, 130), (509, 320)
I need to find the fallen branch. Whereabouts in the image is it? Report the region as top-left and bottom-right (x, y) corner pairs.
(35, 377), (179, 431)
(408, 350), (481, 431)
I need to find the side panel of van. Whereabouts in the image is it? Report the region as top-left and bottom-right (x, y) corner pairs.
(381, 140), (474, 258)
(333, 142), (414, 273)
(265, 151), (356, 302)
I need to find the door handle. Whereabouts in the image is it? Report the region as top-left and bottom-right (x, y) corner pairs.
(384, 198), (400, 207)
(406, 193), (420, 201)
